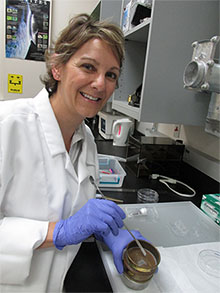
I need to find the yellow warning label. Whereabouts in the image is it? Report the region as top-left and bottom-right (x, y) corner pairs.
(8, 74), (23, 94)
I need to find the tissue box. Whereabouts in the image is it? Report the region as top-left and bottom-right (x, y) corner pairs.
(200, 193), (220, 226)
(98, 156), (126, 187)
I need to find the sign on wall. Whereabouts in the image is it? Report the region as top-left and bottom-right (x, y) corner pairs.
(8, 74), (23, 94)
(5, 0), (51, 61)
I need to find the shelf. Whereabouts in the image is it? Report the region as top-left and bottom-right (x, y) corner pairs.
(112, 100), (140, 120)
(108, 0), (219, 125)
(124, 18), (151, 42)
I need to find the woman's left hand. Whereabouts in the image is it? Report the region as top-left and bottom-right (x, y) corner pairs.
(95, 228), (147, 274)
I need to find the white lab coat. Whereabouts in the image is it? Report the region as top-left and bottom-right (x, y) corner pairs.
(0, 88), (99, 292)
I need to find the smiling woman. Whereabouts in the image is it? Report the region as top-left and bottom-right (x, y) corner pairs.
(0, 13), (146, 293)
(41, 14), (125, 151)
(40, 14), (124, 151)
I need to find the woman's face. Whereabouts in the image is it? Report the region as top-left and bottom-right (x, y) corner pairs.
(53, 38), (120, 119)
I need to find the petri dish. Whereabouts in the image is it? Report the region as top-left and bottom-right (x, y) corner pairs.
(137, 188), (159, 203)
(198, 249), (220, 278)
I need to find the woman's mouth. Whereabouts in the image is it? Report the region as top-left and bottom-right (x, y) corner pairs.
(80, 92), (101, 102)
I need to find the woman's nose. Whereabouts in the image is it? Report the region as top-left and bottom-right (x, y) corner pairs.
(91, 73), (106, 91)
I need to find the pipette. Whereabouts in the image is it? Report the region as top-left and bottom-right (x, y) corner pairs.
(89, 176), (123, 203)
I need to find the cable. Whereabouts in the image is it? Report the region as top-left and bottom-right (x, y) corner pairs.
(150, 174), (196, 198)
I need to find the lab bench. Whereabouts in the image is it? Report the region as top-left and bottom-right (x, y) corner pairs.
(64, 133), (219, 293)
(98, 202), (219, 293)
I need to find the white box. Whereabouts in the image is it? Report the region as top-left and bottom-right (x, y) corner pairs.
(98, 156), (126, 187)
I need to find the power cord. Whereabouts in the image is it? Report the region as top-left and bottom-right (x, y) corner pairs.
(150, 174), (196, 197)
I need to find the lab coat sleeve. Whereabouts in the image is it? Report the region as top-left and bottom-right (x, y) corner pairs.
(0, 113), (49, 284)
(0, 217), (49, 285)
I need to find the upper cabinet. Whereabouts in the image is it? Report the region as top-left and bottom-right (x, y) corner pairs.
(93, 0), (219, 125)
(91, 0), (122, 24)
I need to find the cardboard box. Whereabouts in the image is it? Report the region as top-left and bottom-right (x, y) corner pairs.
(200, 193), (220, 226)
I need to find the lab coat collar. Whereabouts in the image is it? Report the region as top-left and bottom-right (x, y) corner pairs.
(33, 88), (67, 157)
(33, 89), (97, 172)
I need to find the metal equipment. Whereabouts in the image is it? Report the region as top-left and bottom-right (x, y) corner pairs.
(183, 36), (220, 137)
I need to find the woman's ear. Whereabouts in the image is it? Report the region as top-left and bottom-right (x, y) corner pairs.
(51, 66), (61, 81)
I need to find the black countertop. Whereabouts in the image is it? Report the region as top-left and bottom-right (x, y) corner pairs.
(99, 160), (219, 208)
(64, 123), (219, 292)
(95, 134), (219, 208)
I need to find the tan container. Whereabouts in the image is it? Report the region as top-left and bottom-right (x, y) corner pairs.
(122, 240), (160, 290)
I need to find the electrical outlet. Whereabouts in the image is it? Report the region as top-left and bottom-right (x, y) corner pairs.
(173, 124), (181, 138)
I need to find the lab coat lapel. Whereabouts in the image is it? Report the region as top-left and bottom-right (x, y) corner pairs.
(34, 88), (66, 157)
(64, 123), (97, 184)
(64, 154), (77, 182)
(68, 125), (98, 215)
(78, 135), (96, 184)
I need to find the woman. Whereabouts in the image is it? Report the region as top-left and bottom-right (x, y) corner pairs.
(0, 14), (145, 292)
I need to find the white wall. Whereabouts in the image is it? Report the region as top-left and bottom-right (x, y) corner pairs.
(137, 121), (220, 181)
(49, 0), (99, 41)
(0, 0), (99, 101)
(157, 123), (220, 161)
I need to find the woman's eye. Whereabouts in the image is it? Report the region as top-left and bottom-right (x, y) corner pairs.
(106, 72), (118, 81)
(82, 63), (95, 71)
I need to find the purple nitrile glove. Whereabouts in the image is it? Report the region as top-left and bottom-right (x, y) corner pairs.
(53, 198), (126, 250)
(95, 228), (147, 274)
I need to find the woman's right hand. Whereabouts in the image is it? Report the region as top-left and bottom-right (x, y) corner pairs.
(53, 198), (126, 250)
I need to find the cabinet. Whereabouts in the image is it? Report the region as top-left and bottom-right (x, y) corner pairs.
(91, 0), (122, 24)
(93, 0), (219, 125)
